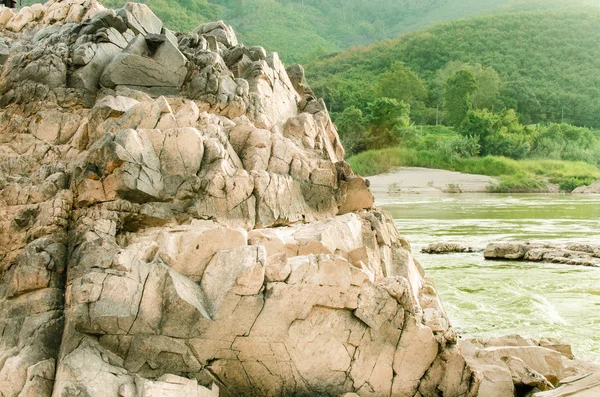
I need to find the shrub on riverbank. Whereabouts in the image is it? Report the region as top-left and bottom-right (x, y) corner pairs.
(488, 176), (548, 193)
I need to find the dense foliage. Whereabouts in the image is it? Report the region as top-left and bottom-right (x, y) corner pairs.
(306, 1), (600, 128)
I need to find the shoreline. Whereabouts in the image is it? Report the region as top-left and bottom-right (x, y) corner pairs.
(367, 166), (500, 195)
(366, 166), (600, 195)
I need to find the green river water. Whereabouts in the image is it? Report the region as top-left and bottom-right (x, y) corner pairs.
(378, 193), (600, 362)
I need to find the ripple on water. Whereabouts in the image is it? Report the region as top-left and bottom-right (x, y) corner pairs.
(381, 194), (600, 362)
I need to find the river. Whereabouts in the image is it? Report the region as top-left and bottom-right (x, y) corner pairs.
(378, 193), (600, 362)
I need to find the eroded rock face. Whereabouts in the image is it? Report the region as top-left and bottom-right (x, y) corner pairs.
(0, 1), (479, 396)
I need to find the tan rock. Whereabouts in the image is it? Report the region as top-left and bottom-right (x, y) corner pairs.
(392, 316), (439, 396)
(155, 222), (247, 281)
(135, 374), (219, 397)
(478, 346), (564, 385)
(534, 372), (600, 396)
(6, 6), (37, 32)
(201, 245), (266, 315)
(263, 253), (291, 282)
(0, 7), (15, 26)
(337, 176), (375, 215)
(502, 355), (554, 391)
(466, 357), (515, 397)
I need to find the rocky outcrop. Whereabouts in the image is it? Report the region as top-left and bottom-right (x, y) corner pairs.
(421, 242), (478, 254)
(461, 335), (600, 397)
(0, 1), (483, 396)
(484, 242), (600, 267)
(572, 180), (600, 194)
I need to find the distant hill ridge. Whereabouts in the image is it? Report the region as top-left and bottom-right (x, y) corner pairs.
(306, 0), (600, 128)
(22, 0), (515, 62)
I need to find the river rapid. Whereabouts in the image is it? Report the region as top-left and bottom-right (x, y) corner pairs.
(378, 193), (600, 362)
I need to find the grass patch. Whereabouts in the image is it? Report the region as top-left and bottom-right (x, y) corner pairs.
(347, 147), (458, 176)
(549, 176), (597, 192)
(488, 176), (548, 193)
(348, 148), (600, 192)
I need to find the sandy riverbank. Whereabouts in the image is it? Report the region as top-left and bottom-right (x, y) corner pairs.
(366, 167), (499, 195)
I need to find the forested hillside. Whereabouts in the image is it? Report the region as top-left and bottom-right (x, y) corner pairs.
(306, 1), (600, 129)
(209, 0), (513, 62)
(22, 0), (513, 62)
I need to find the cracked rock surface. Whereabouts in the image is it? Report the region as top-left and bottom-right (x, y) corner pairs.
(0, 1), (484, 396)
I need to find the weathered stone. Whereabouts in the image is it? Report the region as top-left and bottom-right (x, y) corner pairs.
(391, 316), (439, 396)
(0, 7), (15, 26)
(534, 372), (600, 396)
(100, 35), (188, 89)
(154, 222), (247, 281)
(6, 6), (39, 32)
(466, 357), (515, 397)
(337, 176), (375, 214)
(572, 180), (600, 194)
(200, 245), (265, 315)
(421, 242), (478, 254)
(478, 346), (564, 385)
(135, 374), (219, 397)
(484, 241), (600, 267)
(502, 355), (554, 391)
(121, 2), (162, 35)
(484, 241), (537, 260)
(194, 20), (237, 47)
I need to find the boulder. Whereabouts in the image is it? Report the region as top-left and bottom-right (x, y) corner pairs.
(484, 242), (600, 267)
(120, 2), (162, 35)
(421, 241), (478, 254)
(194, 20), (237, 47)
(337, 176), (375, 214)
(100, 35), (188, 89)
(0, 7), (14, 26)
(572, 180), (600, 194)
(6, 5), (40, 32)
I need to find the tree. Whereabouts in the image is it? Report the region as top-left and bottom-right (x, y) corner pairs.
(499, 77), (542, 124)
(333, 107), (367, 156)
(460, 109), (532, 159)
(436, 62), (501, 111)
(376, 62), (428, 107)
(364, 98), (410, 150)
(444, 70), (476, 128)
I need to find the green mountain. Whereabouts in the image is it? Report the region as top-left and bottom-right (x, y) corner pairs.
(23, 0), (516, 63)
(305, 0), (600, 128)
(210, 0), (514, 62)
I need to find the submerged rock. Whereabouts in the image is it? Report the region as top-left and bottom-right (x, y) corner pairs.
(421, 241), (478, 254)
(484, 242), (600, 267)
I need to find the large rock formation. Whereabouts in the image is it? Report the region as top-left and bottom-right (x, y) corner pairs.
(5, 1), (596, 397)
(0, 2), (477, 396)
